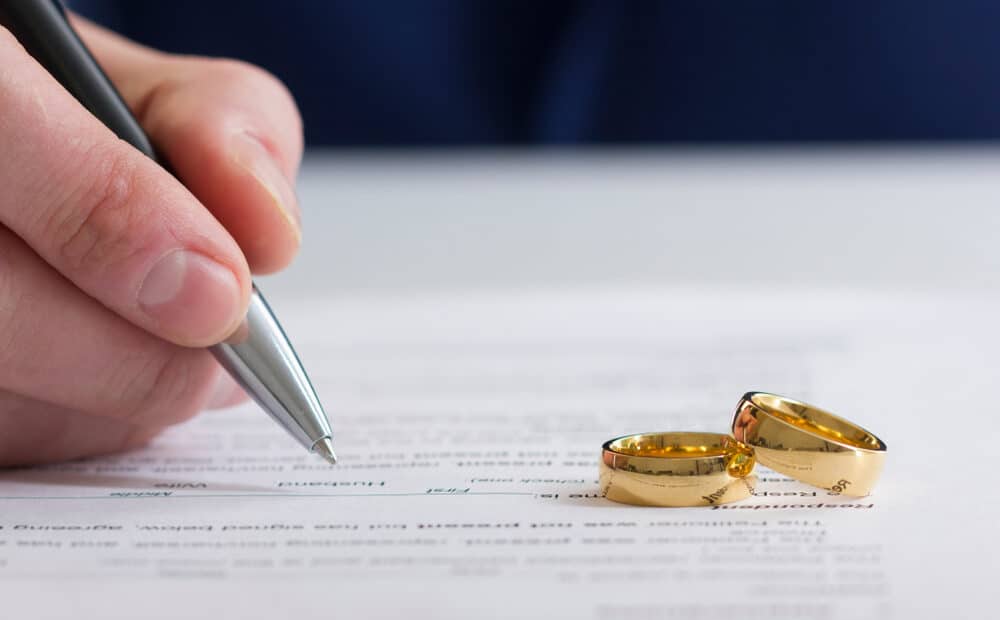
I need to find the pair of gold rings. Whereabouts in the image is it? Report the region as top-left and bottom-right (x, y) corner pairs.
(600, 392), (887, 507)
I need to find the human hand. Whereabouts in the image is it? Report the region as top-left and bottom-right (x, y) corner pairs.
(0, 17), (303, 465)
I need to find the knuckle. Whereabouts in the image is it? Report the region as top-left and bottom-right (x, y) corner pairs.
(102, 347), (206, 425)
(209, 58), (303, 134)
(48, 146), (147, 276)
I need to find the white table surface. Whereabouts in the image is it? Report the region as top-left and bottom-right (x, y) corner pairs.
(260, 147), (1000, 299)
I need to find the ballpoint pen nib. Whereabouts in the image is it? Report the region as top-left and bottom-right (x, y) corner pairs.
(313, 437), (338, 465)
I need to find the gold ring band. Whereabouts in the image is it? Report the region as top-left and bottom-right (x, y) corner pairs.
(600, 432), (757, 507)
(731, 392), (887, 497)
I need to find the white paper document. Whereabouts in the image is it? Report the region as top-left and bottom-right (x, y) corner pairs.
(0, 288), (992, 619)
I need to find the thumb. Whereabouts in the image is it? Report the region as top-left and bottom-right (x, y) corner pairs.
(0, 26), (251, 347)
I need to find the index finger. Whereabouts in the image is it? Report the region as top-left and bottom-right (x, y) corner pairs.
(75, 17), (305, 275)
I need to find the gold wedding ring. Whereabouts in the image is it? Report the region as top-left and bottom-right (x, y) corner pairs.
(600, 432), (757, 507)
(732, 392), (887, 497)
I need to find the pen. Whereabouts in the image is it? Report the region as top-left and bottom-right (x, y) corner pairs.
(0, 0), (338, 464)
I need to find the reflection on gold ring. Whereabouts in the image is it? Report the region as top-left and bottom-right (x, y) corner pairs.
(731, 392), (886, 497)
(600, 432), (757, 507)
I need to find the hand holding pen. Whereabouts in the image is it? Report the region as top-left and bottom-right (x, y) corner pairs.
(0, 3), (334, 465)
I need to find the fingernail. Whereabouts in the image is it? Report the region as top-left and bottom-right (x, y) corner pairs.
(138, 250), (242, 344)
(231, 131), (301, 235)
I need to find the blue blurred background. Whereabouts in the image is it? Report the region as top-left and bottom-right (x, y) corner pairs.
(71, 1), (1000, 147)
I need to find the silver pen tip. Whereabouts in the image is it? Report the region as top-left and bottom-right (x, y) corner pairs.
(312, 437), (338, 465)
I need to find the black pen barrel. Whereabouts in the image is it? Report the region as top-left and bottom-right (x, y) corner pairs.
(0, 0), (156, 159)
